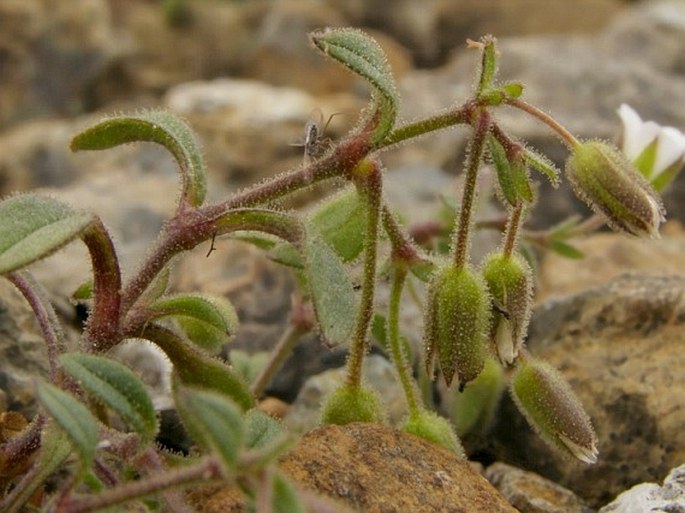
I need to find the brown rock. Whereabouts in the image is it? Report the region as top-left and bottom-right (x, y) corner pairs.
(491, 273), (685, 507)
(485, 462), (594, 513)
(280, 423), (519, 513)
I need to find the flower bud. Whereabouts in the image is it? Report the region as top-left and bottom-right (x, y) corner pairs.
(481, 252), (533, 366)
(565, 140), (664, 238)
(511, 358), (598, 464)
(320, 384), (384, 425)
(424, 264), (490, 389)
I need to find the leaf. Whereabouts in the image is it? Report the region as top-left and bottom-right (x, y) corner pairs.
(487, 136), (518, 206)
(524, 148), (560, 187)
(245, 410), (286, 450)
(72, 280), (94, 300)
(229, 350), (269, 386)
(60, 353), (159, 441)
(310, 28), (398, 143)
(0, 194), (95, 274)
(268, 242), (304, 269)
(37, 382), (98, 469)
(149, 293), (239, 354)
(302, 228), (357, 346)
(477, 36), (498, 92)
(173, 385), (244, 471)
(71, 111), (207, 207)
(309, 187), (367, 262)
(550, 240), (585, 260)
(271, 472), (306, 513)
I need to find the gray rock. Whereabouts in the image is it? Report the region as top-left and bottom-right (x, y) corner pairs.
(599, 464), (685, 513)
(490, 273), (685, 507)
(485, 462), (595, 513)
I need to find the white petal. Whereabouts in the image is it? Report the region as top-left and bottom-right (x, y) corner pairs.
(653, 127), (685, 176)
(617, 104), (660, 160)
(558, 433), (598, 464)
(495, 317), (515, 365)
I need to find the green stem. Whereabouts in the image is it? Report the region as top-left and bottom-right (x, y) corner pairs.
(505, 98), (579, 149)
(387, 267), (420, 414)
(452, 110), (491, 268)
(251, 324), (306, 397)
(503, 203), (524, 258)
(345, 163), (382, 388)
(379, 107), (470, 150)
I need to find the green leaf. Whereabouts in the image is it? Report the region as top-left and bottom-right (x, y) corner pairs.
(268, 242), (304, 269)
(410, 258), (436, 282)
(0, 194), (95, 274)
(72, 280), (94, 301)
(488, 136), (517, 206)
(245, 410), (286, 450)
(59, 353), (159, 441)
(309, 187), (367, 262)
(477, 36), (498, 92)
(310, 28), (398, 143)
(152, 329), (254, 411)
(149, 293), (239, 354)
(229, 350), (269, 386)
(70, 111), (207, 207)
(174, 385), (244, 471)
(302, 228), (357, 346)
(501, 82), (524, 99)
(272, 472), (306, 513)
(550, 240), (585, 260)
(524, 148), (560, 187)
(37, 382), (98, 469)
(451, 357), (505, 436)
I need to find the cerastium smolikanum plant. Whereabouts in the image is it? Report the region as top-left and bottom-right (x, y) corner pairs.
(1, 29), (680, 512)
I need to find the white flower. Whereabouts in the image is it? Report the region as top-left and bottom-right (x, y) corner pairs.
(617, 104), (685, 190)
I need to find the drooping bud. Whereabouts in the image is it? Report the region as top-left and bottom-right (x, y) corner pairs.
(511, 358), (598, 464)
(424, 264), (490, 389)
(481, 252), (533, 366)
(565, 140), (664, 238)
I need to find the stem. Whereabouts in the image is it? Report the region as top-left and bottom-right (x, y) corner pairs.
(6, 272), (64, 383)
(452, 110), (491, 268)
(387, 267), (420, 414)
(567, 214), (605, 237)
(505, 98), (579, 149)
(251, 324), (305, 397)
(503, 203), (524, 258)
(81, 219), (122, 352)
(379, 107), (470, 150)
(57, 457), (223, 513)
(345, 163), (382, 388)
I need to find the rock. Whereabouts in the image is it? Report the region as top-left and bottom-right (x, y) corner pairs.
(0, 279), (50, 418)
(485, 462), (595, 513)
(0, 0), (117, 128)
(285, 354), (406, 433)
(278, 423), (519, 513)
(164, 78), (364, 187)
(536, 226), (685, 301)
(598, 464), (685, 513)
(490, 273), (685, 507)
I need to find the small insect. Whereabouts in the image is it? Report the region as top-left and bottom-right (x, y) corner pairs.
(291, 108), (343, 180)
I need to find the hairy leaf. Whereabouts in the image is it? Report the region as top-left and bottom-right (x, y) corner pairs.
(60, 353), (158, 441)
(0, 194), (94, 274)
(37, 382), (98, 469)
(71, 111), (207, 207)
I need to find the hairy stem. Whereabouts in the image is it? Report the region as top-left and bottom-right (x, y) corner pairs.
(7, 272), (63, 383)
(379, 107), (470, 150)
(387, 267), (420, 414)
(505, 98), (579, 148)
(251, 324), (306, 397)
(57, 457), (223, 513)
(503, 203), (524, 258)
(345, 162), (382, 388)
(452, 110), (491, 268)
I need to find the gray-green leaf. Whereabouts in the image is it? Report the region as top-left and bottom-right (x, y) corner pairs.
(37, 382), (98, 469)
(174, 385), (244, 471)
(70, 111), (207, 207)
(149, 293), (239, 354)
(0, 194), (95, 274)
(302, 228), (357, 346)
(60, 353), (159, 441)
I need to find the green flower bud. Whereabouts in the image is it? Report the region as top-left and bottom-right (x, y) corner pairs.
(511, 358), (598, 464)
(481, 252), (533, 366)
(320, 384), (384, 425)
(401, 409), (465, 457)
(424, 264), (490, 389)
(565, 140), (664, 238)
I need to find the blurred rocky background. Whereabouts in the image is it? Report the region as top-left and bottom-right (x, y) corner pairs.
(2, 1), (685, 512)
